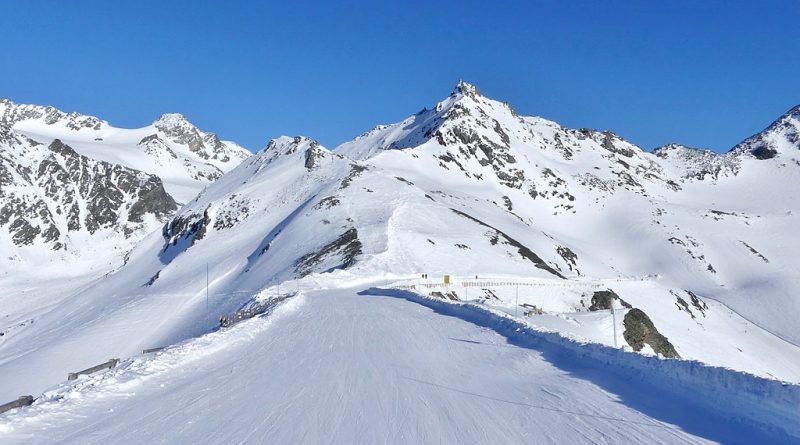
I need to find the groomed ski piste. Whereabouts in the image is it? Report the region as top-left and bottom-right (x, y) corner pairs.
(1, 275), (799, 444)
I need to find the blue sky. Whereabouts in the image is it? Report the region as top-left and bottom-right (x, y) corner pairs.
(1, 1), (798, 152)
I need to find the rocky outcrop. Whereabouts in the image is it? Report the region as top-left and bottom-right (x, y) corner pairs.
(154, 113), (249, 165)
(588, 289), (631, 311)
(0, 99), (106, 131)
(0, 136), (176, 250)
(623, 309), (679, 358)
(730, 105), (800, 160)
(295, 228), (363, 277)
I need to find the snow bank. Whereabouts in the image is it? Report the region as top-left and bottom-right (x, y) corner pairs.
(365, 287), (800, 439)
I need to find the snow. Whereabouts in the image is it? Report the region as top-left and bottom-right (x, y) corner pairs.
(2, 83), (800, 443)
(13, 118), (248, 204)
(2, 285), (796, 444)
(0, 100), (252, 351)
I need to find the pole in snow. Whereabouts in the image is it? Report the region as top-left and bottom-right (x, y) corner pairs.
(515, 283), (519, 318)
(206, 263), (210, 326)
(611, 306), (618, 348)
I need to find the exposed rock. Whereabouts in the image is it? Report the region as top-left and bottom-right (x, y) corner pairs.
(623, 309), (679, 358)
(339, 164), (368, 189)
(556, 246), (579, 274)
(588, 289), (631, 311)
(685, 290), (708, 317)
(161, 208), (212, 255)
(314, 196), (341, 210)
(295, 228), (363, 277)
(304, 145), (324, 170)
(1, 138), (176, 249)
(451, 208), (564, 278)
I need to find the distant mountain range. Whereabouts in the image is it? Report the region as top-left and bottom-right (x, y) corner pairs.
(2, 81), (800, 403)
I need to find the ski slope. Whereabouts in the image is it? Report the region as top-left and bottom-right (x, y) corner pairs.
(1, 285), (795, 444)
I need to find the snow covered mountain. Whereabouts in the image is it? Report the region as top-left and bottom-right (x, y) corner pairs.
(0, 127), (176, 254)
(2, 82), (800, 442)
(0, 100), (251, 345)
(1, 99), (251, 204)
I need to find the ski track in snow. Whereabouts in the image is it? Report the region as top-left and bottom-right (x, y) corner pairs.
(1, 285), (795, 444)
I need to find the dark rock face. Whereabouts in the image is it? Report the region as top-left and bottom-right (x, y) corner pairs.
(339, 164), (367, 189)
(556, 246), (579, 274)
(751, 145), (778, 160)
(436, 119), (525, 189)
(685, 290), (708, 316)
(0, 137), (177, 250)
(588, 289), (631, 311)
(129, 183), (178, 223)
(450, 209), (565, 278)
(305, 147), (323, 170)
(623, 309), (679, 358)
(600, 131), (636, 158)
(295, 228), (363, 277)
(162, 208), (211, 249)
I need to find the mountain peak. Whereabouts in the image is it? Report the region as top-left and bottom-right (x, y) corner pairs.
(154, 113), (192, 129)
(262, 135), (322, 156)
(777, 104), (800, 124)
(452, 80), (481, 97)
(728, 104), (800, 160)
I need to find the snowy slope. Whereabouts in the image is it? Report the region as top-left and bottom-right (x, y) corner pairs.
(2, 286), (797, 444)
(1, 82), (800, 442)
(0, 100), (251, 355)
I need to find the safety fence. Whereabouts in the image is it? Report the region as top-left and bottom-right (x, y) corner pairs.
(68, 358), (120, 381)
(219, 293), (295, 328)
(392, 278), (605, 291)
(0, 288), (293, 417)
(0, 396), (34, 415)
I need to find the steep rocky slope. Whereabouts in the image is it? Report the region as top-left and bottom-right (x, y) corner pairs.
(0, 101), (251, 343)
(2, 99), (251, 203)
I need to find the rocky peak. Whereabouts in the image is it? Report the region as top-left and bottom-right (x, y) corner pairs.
(154, 113), (192, 130)
(0, 136), (177, 251)
(729, 105), (800, 161)
(0, 98), (107, 131)
(152, 113), (250, 165)
(153, 113), (208, 157)
(154, 113), (199, 140)
(452, 80), (482, 98)
(654, 143), (740, 181)
(261, 135), (339, 172)
(264, 136), (319, 155)
(653, 143), (720, 159)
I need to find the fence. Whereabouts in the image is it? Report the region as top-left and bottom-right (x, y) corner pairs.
(0, 395), (34, 415)
(219, 293), (295, 328)
(67, 358), (120, 381)
(0, 286), (296, 418)
(392, 278), (604, 291)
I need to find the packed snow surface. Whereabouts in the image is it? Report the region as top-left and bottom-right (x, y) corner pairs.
(2, 285), (796, 444)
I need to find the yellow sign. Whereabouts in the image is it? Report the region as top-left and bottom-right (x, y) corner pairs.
(444, 275), (450, 285)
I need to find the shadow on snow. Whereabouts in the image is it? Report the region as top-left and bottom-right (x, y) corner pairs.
(359, 287), (800, 445)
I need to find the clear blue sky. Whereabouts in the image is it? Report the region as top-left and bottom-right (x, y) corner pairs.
(1, 1), (798, 152)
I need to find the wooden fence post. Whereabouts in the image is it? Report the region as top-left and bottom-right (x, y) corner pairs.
(67, 358), (120, 381)
(0, 395), (34, 414)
